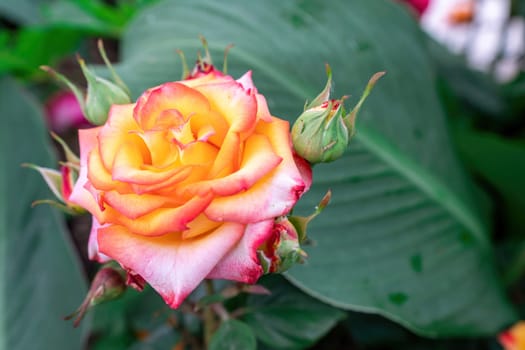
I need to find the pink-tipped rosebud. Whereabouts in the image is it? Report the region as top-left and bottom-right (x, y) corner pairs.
(291, 98), (349, 164)
(257, 217), (307, 274)
(65, 267), (126, 327)
(23, 133), (83, 214)
(180, 36), (228, 80)
(291, 66), (385, 164)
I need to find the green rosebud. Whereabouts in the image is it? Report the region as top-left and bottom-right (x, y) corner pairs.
(42, 40), (130, 125)
(291, 98), (349, 163)
(291, 66), (385, 164)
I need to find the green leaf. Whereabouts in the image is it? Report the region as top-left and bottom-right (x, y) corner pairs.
(115, 0), (515, 336)
(452, 124), (525, 235)
(0, 76), (87, 349)
(209, 320), (256, 350)
(90, 286), (181, 350)
(242, 275), (346, 349)
(0, 27), (83, 77)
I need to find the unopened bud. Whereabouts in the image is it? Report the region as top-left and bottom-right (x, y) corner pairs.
(23, 133), (83, 214)
(292, 98), (349, 163)
(65, 267), (126, 327)
(41, 40), (130, 126)
(78, 56), (131, 125)
(257, 217), (307, 274)
(291, 66), (385, 164)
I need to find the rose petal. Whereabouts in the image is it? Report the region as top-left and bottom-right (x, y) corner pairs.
(106, 193), (213, 236)
(88, 218), (111, 263)
(205, 119), (306, 223)
(138, 129), (179, 167)
(176, 134), (282, 198)
(87, 148), (131, 193)
(111, 142), (190, 186)
(189, 110), (228, 148)
(103, 191), (172, 219)
(236, 71), (272, 122)
(134, 83), (210, 130)
(181, 72), (233, 88)
(195, 81), (257, 134)
(97, 223), (245, 308)
(208, 220), (274, 283)
(182, 213), (221, 239)
(98, 104), (139, 170)
(293, 152), (313, 192)
(69, 127), (108, 218)
(209, 130), (240, 178)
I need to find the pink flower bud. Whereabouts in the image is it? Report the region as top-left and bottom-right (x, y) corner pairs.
(257, 217), (307, 274)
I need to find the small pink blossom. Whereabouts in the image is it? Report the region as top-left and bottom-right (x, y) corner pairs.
(45, 91), (89, 132)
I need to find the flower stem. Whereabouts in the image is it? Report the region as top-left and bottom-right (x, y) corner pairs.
(203, 280), (218, 347)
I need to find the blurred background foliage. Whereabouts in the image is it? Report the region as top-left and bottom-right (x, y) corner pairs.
(1, 0), (525, 349)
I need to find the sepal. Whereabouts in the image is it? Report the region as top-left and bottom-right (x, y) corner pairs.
(288, 189), (331, 242)
(41, 40), (131, 125)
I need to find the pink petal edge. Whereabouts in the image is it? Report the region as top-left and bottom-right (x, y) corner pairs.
(207, 220), (274, 283)
(97, 222), (245, 308)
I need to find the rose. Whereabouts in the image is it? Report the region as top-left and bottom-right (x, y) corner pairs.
(69, 66), (312, 308)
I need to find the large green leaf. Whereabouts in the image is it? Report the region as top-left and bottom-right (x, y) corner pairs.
(242, 275), (345, 349)
(0, 76), (87, 349)
(209, 320), (256, 350)
(113, 0), (515, 336)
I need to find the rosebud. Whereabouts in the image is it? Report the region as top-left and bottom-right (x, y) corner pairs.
(179, 36), (232, 80)
(500, 322), (525, 350)
(257, 217), (307, 274)
(291, 66), (385, 164)
(41, 40), (130, 126)
(291, 98), (349, 163)
(65, 267), (126, 327)
(23, 133), (83, 214)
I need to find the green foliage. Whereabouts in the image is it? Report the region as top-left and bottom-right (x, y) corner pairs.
(114, 0), (515, 336)
(209, 320), (257, 350)
(90, 286), (180, 349)
(0, 0), (160, 78)
(242, 275), (346, 349)
(0, 76), (87, 349)
(0, 27), (82, 78)
(42, 0), (161, 37)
